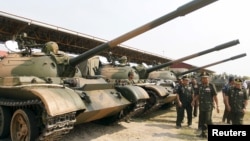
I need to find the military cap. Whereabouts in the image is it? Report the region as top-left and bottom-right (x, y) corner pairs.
(200, 71), (210, 77)
(234, 78), (242, 85)
(43, 41), (59, 54)
(182, 75), (189, 80)
(120, 56), (127, 60)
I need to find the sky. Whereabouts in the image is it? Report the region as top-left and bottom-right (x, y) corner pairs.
(0, 0), (249, 76)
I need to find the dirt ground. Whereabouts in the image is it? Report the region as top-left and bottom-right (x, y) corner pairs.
(61, 91), (250, 141)
(1, 91), (249, 141)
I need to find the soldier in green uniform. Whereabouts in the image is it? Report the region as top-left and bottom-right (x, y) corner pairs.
(127, 71), (135, 85)
(124, 70), (135, 122)
(192, 71), (219, 138)
(222, 76), (235, 124)
(190, 76), (199, 117)
(176, 75), (194, 128)
(174, 77), (184, 124)
(225, 78), (248, 125)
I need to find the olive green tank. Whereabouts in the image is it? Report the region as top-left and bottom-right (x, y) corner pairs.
(1, 38), (151, 141)
(0, 0), (219, 140)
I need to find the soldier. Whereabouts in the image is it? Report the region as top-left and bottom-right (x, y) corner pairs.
(43, 41), (59, 54)
(127, 71), (135, 85)
(118, 56), (128, 66)
(124, 71), (135, 123)
(174, 77), (183, 94)
(221, 76), (234, 124)
(176, 75), (194, 128)
(192, 71), (219, 138)
(174, 77), (183, 122)
(190, 76), (199, 117)
(225, 78), (248, 125)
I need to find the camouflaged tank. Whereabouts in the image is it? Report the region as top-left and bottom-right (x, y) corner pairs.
(1, 38), (150, 141)
(0, 0), (219, 140)
(98, 39), (240, 116)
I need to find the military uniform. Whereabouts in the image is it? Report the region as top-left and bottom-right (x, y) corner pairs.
(124, 70), (135, 122)
(190, 77), (199, 117)
(126, 71), (135, 85)
(173, 78), (183, 124)
(176, 75), (194, 128)
(226, 78), (248, 125)
(194, 72), (218, 138)
(173, 78), (182, 94)
(221, 77), (234, 124)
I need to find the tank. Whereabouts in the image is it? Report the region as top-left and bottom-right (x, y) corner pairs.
(98, 40), (240, 116)
(0, 0), (219, 140)
(1, 37), (149, 140)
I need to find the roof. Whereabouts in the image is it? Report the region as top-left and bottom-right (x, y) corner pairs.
(0, 11), (214, 74)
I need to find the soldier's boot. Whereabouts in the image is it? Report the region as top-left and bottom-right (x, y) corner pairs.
(197, 131), (207, 138)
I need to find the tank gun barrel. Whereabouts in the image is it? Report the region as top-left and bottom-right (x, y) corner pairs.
(69, 0), (218, 67)
(177, 53), (247, 76)
(146, 39), (240, 74)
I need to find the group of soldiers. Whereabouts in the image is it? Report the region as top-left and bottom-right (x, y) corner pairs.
(174, 71), (249, 138)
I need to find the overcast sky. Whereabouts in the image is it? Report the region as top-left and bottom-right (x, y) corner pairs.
(0, 0), (249, 76)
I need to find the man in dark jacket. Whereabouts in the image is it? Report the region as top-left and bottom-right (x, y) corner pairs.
(221, 76), (234, 124)
(225, 78), (248, 125)
(176, 75), (194, 128)
(192, 71), (219, 138)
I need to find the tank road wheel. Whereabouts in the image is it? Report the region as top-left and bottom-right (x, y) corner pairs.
(139, 90), (159, 116)
(10, 109), (39, 141)
(0, 106), (11, 138)
(145, 90), (157, 111)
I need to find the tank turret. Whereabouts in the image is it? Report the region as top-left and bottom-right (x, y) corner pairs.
(177, 53), (247, 76)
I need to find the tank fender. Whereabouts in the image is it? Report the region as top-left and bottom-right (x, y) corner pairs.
(144, 84), (168, 97)
(115, 85), (149, 103)
(24, 84), (86, 116)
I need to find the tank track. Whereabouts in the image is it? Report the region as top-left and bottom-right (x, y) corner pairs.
(140, 90), (166, 116)
(118, 100), (146, 122)
(0, 99), (76, 141)
(93, 100), (146, 125)
(142, 101), (165, 116)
